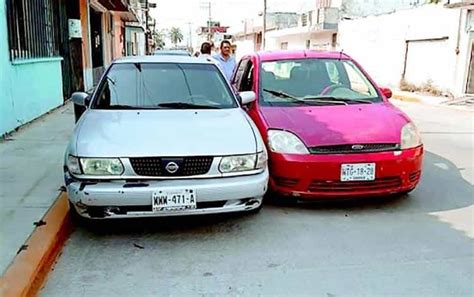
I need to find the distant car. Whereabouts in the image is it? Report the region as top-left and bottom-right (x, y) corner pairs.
(65, 56), (268, 219)
(232, 50), (423, 201)
(154, 49), (191, 56)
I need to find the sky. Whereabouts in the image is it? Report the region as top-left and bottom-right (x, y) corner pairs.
(150, 0), (312, 47)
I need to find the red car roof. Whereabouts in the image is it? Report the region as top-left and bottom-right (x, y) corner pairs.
(254, 50), (351, 62)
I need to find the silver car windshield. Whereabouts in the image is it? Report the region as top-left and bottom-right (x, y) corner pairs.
(92, 63), (238, 110)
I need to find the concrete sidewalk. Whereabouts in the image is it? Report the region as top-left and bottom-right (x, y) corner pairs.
(392, 90), (448, 104)
(0, 102), (74, 275)
(392, 91), (473, 111)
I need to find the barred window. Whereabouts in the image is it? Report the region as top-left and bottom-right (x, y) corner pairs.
(6, 0), (60, 60)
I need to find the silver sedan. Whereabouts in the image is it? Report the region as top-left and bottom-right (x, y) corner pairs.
(65, 56), (268, 219)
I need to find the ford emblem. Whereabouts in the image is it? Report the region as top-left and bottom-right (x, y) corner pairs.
(165, 162), (179, 174)
(351, 145), (365, 150)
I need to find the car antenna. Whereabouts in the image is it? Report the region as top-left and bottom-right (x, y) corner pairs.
(339, 49), (344, 61)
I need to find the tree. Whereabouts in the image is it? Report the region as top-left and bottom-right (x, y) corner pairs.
(169, 27), (184, 48)
(153, 30), (166, 49)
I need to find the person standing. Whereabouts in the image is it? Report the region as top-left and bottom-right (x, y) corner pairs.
(199, 41), (222, 71)
(200, 42), (216, 60)
(213, 40), (236, 81)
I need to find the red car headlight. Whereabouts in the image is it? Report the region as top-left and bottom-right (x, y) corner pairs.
(267, 130), (309, 154)
(401, 123), (422, 149)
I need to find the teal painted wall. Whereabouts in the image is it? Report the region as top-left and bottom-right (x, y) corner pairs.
(0, 0), (64, 136)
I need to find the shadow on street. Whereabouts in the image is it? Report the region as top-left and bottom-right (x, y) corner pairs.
(75, 150), (473, 237)
(43, 149), (474, 296)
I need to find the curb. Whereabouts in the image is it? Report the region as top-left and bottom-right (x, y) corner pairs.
(391, 92), (422, 103)
(0, 193), (72, 297)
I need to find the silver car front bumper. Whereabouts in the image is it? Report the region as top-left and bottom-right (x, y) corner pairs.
(66, 170), (269, 219)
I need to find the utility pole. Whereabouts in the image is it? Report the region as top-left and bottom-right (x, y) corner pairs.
(187, 22), (193, 50)
(263, 0), (267, 50)
(208, 2), (211, 41)
(145, 0), (150, 54)
(200, 2), (212, 41)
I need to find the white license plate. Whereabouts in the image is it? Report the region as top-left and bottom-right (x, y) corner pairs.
(341, 163), (376, 182)
(152, 189), (197, 211)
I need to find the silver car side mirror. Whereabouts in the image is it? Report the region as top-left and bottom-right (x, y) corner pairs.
(71, 92), (90, 107)
(239, 91), (256, 105)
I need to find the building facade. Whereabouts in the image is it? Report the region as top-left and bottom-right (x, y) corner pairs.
(1, 0), (64, 136)
(1, 0), (154, 136)
(125, 0), (148, 56)
(340, 0), (424, 18)
(265, 7), (339, 51)
(264, 0), (425, 52)
(259, 0), (472, 97)
(233, 12), (300, 58)
(81, 0), (138, 88)
(338, 2), (474, 97)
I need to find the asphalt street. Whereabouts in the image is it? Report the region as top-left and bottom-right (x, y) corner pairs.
(41, 101), (473, 296)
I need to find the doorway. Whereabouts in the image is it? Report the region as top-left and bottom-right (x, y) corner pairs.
(57, 0), (84, 100)
(89, 8), (104, 86)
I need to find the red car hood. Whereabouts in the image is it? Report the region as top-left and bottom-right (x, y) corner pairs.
(260, 103), (409, 147)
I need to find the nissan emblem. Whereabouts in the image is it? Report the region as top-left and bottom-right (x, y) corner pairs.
(165, 162), (179, 174)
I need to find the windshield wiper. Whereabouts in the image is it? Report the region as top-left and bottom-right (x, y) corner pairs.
(304, 96), (373, 104)
(106, 76), (116, 85)
(263, 89), (314, 105)
(100, 105), (147, 110)
(264, 89), (346, 105)
(263, 89), (301, 101)
(157, 102), (221, 109)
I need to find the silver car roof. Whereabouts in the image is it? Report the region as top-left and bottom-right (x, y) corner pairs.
(113, 55), (212, 65)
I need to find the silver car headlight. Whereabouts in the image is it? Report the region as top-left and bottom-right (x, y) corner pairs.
(267, 130), (309, 154)
(219, 152), (267, 173)
(401, 122), (422, 150)
(255, 150), (268, 170)
(67, 155), (82, 175)
(79, 158), (124, 175)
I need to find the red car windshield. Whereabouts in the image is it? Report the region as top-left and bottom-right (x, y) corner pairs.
(260, 58), (382, 106)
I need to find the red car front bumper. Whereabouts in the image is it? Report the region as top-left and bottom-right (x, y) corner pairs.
(269, 146), (423, 199)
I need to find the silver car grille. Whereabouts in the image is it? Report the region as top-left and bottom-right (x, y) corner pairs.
(129, 156), (214, 177)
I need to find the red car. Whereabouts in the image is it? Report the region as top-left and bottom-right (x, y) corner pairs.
(231, 50), (423, 200)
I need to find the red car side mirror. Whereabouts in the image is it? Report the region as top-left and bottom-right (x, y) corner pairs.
(380, 87), (392, 99)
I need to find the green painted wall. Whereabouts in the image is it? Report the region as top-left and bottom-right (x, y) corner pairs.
(0, 0), (64, 136)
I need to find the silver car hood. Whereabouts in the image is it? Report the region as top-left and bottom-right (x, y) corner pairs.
(73, 108), (257, 157)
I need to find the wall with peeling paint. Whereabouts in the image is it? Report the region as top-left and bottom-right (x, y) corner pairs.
(338, 4), (472, 96)
(0, 0), (64, 136)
